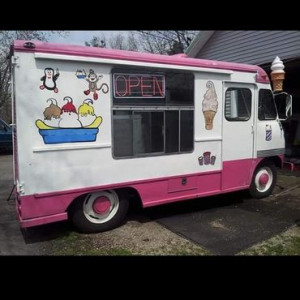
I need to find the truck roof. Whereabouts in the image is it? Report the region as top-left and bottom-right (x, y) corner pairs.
(13, 40), (269, 84)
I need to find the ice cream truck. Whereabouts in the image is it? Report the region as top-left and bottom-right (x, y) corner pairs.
(10, 40), (292, 233)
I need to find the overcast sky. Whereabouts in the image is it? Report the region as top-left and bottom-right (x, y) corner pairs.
(48, 31), (127, 46)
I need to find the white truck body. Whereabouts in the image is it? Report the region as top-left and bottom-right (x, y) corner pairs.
(11, 40), (285, 231)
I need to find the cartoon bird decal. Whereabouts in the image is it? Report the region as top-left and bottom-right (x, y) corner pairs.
(40, 68), (60, 93)
(43, 98), (61, 127)
(59, 96), (82, 128)
(78, 99), (97, 127)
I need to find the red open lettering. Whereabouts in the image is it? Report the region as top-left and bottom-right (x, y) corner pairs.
(115, 75), (128, 97)
(114, 73), (165, 98)
(128, 76), (140, 97)
(141, 76), (152, 97)
(153, 76), (164, 97)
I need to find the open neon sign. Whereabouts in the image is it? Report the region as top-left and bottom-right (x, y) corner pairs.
(113, 73), (165, 98)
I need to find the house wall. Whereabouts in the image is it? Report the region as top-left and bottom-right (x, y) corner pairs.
(196, 31), (300, 65)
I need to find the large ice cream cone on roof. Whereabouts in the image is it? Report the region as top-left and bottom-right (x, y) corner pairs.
(271, 56), (285, 92)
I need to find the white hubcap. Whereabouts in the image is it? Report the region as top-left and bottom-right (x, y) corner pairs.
(254, 167), (273, 193)
(83, 191), (119, 224)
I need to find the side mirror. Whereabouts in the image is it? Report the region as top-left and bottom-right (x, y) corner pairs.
(274, 92), (292, 120)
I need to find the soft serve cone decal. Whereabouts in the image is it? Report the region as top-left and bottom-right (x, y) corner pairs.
(202, 81), (218, 130)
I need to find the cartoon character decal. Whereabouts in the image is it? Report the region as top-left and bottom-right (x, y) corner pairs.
(59, 97), (82, 128)
(40, 68), (60, 93)
(81, 69), (109, 100)
(202, 81), (218, 130)
(36, 97), (102, 144)
(78, 99), (97, 127)
(43, 98), (61, 128)
(198, 152), (216, 166)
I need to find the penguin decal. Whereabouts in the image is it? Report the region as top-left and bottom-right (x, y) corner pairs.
(40, 68), (60, 93)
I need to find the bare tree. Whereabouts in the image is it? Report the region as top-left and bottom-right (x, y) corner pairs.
(85, 31), (198, 55)
(109, 33), (126, 50)
(85, 35), (106, 48)
(0, 31), (67, 123)
(136, 31), (198, 54)
(85, 32), (140, 51)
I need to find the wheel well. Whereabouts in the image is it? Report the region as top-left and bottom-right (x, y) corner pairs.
(115, 187), (143, 209)
(67, 187), (143, 213)
(260, 156), (282, 169)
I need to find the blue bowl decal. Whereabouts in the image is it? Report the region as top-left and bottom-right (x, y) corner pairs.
(39, 128), (99, 144)
(76, 75), (86, 79)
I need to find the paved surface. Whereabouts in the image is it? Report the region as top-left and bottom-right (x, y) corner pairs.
(0, 154), (41, 255)
(147, 176), (300, 255)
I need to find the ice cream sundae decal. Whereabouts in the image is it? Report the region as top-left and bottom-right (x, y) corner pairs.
(77, 69), (109, 100)
(202, 81), (218, 130)
(35, 97), (102, 144)
(75, 69), (86, 79)
(198, 152), (216, 166)
(40, 68), (60, 93)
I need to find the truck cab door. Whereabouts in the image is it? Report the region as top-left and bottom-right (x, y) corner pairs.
(222, 83), (255, 190)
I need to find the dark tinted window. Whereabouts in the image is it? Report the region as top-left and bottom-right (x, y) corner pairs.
(113, 110), (194, 158)
(113, 68), (194, 106)
(259, 89), (277, 120)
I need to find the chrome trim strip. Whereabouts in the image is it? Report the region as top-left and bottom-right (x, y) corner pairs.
(257, 148), (285, 157)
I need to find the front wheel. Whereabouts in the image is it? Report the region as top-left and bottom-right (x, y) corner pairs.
(249, 161), (277, 199)
(69, 190), (129, 233)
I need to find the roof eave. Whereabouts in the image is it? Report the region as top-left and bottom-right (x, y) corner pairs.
(185, 31), (215, 57)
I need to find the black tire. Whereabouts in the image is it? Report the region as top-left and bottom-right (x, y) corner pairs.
(249, 161), (277, 199)
(69, 190), (129, 233)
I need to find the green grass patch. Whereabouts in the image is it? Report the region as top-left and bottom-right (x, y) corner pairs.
(239, 229), (300, 255)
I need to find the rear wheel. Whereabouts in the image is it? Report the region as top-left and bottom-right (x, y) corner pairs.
(70, 190), (129, 233)
(249, 161), (277, 199)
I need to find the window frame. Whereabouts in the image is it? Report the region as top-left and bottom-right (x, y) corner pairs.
(111, 67), (195, 159)
(112, 107), (194, 159)
(258, 89), (277, 121)
(224, 87), (252, 122)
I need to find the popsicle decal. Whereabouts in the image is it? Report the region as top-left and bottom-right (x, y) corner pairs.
(198, 152), (216, 166)
(40, 68), (60, 93)
(202, 81), (218, 130)
(36, 97), (102, 144)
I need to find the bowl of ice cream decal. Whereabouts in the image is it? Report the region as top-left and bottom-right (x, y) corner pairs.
(36, 96), (102, 144)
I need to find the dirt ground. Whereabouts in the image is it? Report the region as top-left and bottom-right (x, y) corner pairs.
(1, 153), (300, 256)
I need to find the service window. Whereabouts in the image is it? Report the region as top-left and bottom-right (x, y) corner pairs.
(225, 88), (252, 121)
(258, 89), (277, 120)
(112, 68), (194, 158)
